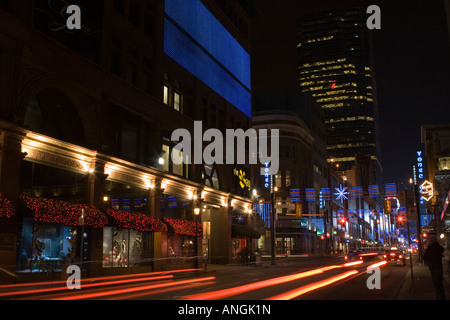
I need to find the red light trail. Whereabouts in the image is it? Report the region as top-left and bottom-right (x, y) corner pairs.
(52, 276), (216, 300)
(180, 261), (362, 300)
(266, 270), (359, 300)
(0, 268), (200, 298)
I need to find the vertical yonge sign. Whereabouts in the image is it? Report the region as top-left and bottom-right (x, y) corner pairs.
(416, 151), (424, 180)
(416, 151), (425, 204)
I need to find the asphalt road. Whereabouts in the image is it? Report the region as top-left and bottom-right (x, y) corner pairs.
(0, 255), (410, 301)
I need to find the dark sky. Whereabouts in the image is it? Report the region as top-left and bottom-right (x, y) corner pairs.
(251, 0), (450, 189)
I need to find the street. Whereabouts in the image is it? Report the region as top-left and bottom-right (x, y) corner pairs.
(0, 255), (411, 301)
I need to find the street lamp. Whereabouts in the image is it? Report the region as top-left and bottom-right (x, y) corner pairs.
(271, 186), (278, 265)
(194, 207), (200, 269)
(404, 203), (415, 291)
(78, 208), (85, 266)
(412, 165), (423, 260)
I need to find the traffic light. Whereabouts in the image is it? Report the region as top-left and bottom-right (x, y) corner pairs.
(397, 215), (406, 224)
(384, 199), (391, 214)
(422, 232), (427, 239)
(295, 203), (302, 217)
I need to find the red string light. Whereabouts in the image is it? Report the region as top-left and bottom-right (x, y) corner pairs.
(20, 195), (108, 228)
(19, 195), (201, 236)
(105, 208), (167, 232)
(0, 193), (15, 219)
(163, 217), (202, 237)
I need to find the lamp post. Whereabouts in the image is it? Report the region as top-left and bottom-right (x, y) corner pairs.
(194, 207), (200, 269)
(271, 186), (278, 265)
(412, 165), (423, 260)
(78, 208), (85, 267)
(405, 206), (415, 291)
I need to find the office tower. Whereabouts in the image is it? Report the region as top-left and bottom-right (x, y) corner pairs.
(297, 8), (381, 184)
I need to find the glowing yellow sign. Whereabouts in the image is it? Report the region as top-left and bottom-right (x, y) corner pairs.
(234, 168), (251, 191)
(420, 180), (434, 201)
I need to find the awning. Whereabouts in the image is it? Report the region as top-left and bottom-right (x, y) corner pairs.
(232, 224), (261, 239)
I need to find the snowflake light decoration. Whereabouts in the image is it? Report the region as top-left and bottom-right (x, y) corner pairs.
(334, 184), (349, 203)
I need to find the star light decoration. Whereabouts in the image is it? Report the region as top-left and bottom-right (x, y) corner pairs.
(334, 184), (349, 203)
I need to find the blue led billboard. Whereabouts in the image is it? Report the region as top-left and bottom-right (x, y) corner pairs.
(164, 0), (251, 117)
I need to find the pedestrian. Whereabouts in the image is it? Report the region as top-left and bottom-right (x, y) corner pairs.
(444, 244), (450, 280)
(423, 233), (446, 300)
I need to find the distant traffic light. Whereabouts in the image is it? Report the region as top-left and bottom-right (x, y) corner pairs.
(383, 199), (391, 214)
(422, 232), (427, 238)
(397, 215), (406, 224)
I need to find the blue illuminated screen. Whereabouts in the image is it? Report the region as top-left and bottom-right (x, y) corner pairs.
(164, 0), (251, 117)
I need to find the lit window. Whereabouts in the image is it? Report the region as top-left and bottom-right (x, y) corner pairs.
(161, 144), (169, 171)
(172, 148), (184, 176)
(275, 171), (282, 188)
(174, 92), (181, 111)
(163, 86), (169, 105)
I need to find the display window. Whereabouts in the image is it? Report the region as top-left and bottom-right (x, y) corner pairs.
(102, 227), (153, 268)
(17, 218), (75, 272)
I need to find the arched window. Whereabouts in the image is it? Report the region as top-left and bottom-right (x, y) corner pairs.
(23, 88), (86, 147)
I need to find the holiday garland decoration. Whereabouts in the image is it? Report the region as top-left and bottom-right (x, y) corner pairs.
(163, 217), (202, 237)
(105, 208), (167, 232)
(19, 195), (201, 235)
(0, 193), (15, 219)
(20, 195), (108, 228)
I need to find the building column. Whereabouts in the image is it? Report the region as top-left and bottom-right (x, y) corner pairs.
(84, 161), (108, 277)
(150, 179), (164, 271)
(0, 130), (26, 280)
(210, 205), (232, 264)
(86, 161), (108, 207)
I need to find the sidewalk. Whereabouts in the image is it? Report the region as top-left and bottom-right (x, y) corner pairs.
(395, 258), (450, 300)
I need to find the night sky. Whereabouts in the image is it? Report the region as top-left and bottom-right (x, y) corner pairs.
(251, 0), (450, 189)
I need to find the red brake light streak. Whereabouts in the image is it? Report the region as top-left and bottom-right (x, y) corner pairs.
(180, 261), (362, 300)
(266, 270), (359, 300)
(52, 276), (216, 300)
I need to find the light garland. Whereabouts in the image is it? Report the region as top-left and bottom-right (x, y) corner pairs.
(0, 193), (15, 219)
(20, 195), (108, 228)
(19, 195), (201, 236)
(105, 208), (167, 232)
(163, 217), (202, 237)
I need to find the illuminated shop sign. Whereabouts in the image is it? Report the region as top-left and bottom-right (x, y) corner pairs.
(234, 168), (251, 191)
(420, 180), (433, 202)
(416, 151), (424, 179)
(264, 162), (271, 188)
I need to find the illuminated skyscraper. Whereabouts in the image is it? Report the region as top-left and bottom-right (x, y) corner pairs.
(297, 8), (381, 184)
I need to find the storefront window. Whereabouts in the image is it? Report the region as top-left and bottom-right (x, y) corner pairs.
(102, 227), (152, 267)
(17, 218), (74, 272)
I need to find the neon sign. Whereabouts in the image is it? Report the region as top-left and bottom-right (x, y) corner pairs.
(420, 180), (433, 202)
(263, 162), (270, 188)
(234, 168), (251, 191)
(416, 151), (424, 179)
